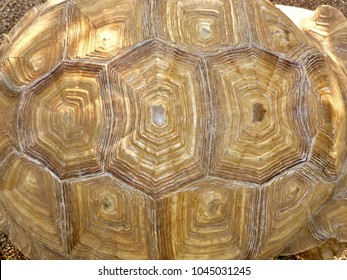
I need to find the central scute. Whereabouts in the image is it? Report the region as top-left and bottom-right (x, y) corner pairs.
(207, 46), (309, 184)
(105, 41), (210, 195)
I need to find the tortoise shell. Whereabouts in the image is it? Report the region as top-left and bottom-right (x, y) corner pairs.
(0, 0), (347, 259)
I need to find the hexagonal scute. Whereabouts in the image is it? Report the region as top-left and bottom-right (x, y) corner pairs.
(206, 46), (310, 185)
(64, 175), (156, 259)
(158, 179), (260, 259)
(0, 1), (67, 88)
(0, 153), (65, 257)
(67, 0), (152, 61)
(19, 62), (110, 179)
(105, 40), (210, 195)
(154, 0), (248, 52)
(0, 77), (19, 162)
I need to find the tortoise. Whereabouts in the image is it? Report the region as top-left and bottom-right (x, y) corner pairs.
(0, 0), (346, 260)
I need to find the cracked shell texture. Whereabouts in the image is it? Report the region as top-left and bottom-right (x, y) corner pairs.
(0, 0), (347, 259)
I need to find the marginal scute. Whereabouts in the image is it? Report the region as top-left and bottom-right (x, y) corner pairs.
(256, 168), (334, 259)
(311, 198), (347, 242)
(336, 166), (347, 197)
(158, 179), (260, 259)
(299, 5), (347, 69)
(247, 0), (312, 59)
(0, 153), (64, 256)
(0, 0), (62, 59)
(0, 77), (19, 162)
(295, 239), (347, 260)
(206, 46), (310, 184)
(65, 175), (156, 259)
(303, 53), (346, 181)
(0, 2), (67, 88)
(67, 0), (151, 60)
(154, 0), (247, 51)
(19, 62), (109, 179)
(281, 195), (347, 256)
(0, 200), (39, 259)
(105, 41), (210, 195)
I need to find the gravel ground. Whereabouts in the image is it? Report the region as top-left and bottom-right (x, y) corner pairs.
(272, 0), (347, 15)
(0, 0), (46, 44)
(0, 231), (28, 260)
(0, 0), (347, 260)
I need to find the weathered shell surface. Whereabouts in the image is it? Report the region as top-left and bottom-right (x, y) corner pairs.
(0, 0), (347, 259)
